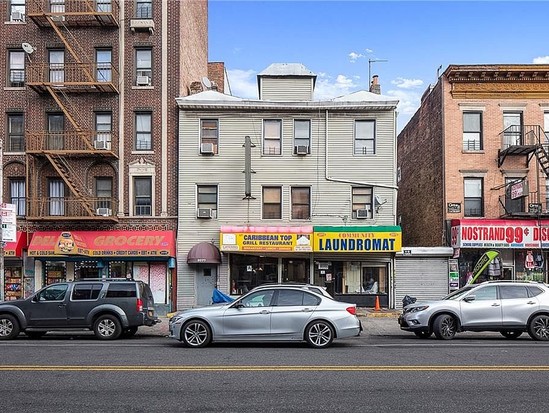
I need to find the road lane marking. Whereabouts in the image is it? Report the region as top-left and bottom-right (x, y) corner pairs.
(1, 365), (549, 372)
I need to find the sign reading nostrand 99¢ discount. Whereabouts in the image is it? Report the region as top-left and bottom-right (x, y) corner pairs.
(1, 203), (17, 243)
(451, 219), (549, 249)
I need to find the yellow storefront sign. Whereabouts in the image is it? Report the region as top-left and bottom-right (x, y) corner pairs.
(313, 226), (402, 252)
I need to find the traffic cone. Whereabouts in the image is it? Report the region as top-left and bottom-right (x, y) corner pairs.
(374, 295), (381, 311)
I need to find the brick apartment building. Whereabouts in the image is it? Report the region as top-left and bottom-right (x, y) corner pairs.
(1, 0), (210, 313)
(398, 64), (549, 288)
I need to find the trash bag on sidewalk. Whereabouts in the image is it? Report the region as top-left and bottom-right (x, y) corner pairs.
(212, 288), (235, 304)
(402, 295), (417, 307)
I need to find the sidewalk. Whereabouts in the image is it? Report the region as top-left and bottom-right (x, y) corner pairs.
(139, 307), (402, 338)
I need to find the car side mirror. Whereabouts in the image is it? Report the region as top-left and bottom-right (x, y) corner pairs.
(233, 302), (245, 309)
(463, 295), (476, 303)
(32, 295), (40, 302)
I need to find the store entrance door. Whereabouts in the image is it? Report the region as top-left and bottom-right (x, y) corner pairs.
(196, 266), (217, 306)
(502, 266), (513, 281)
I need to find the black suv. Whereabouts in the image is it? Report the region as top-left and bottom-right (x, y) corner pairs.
(0, 279), (159, 340)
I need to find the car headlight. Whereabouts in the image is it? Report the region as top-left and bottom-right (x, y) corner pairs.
(408, 305), (429, 313)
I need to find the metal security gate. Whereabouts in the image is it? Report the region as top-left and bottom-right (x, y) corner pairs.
(394, 248), (453, 309)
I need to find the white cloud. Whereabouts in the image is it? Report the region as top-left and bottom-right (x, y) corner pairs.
(349, 52), (364, 63)
(314, 74), (358, 99)
(226, 69), (258, 98)
(391, 77), (424, 89)
(385, 88), (423, 132)
(533, 56), (549, 64)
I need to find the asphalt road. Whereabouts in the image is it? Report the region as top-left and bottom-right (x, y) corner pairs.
(1, 315), (548, 413)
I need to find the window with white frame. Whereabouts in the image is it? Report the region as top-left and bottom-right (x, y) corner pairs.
(95, 177), (113, 211)
(134, 177), (152, 216)
(49, 49), (64, 83)
(8, 50), (25, 87)
(463, 112), (482, 151)
(291, 187), (310, 220)
(96, 49), (112, 82)
(263, 186), (282, 219)
(135, 112), (152, 150)
(96, 0), (112, 13)
(10, 179), (25, 216)
(294, 120), (310, 154)
(503, 112), (523, 147)
(136, 0), (152, 18)
(9, 0), (25, 20)
(200, 119), (218, 154)
(354, 120), (375, 155)
(50, 0), (65, 13)
(7, 113), (24, 152)
(48, 179), (65, 216)
(263, 119), (282, 155)
(47, 113), (64, 150)
(464, 178), (483, 217)
(352, 187), (373, 219)
(95, 112), (112, 146)
(197, 185), (218, 217)
(136, 49), (152, 85)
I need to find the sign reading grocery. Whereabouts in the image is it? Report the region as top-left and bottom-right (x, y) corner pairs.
(451, 219), (549, 248)
(313, 226), (401, 252)
(220, 225), (313, 252)
(28, 230), (175, 257)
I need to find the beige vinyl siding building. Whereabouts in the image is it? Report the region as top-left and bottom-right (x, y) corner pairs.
(176, 64), (400, 309)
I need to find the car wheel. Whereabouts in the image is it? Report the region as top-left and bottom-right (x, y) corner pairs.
(433, 314), (457, 340)
(528, 315), (549, 341)
(93, 315), (122, 340)
(500, 331), (523, 339)
(305, 320), (334, 348)
(25, 331), (47, 339)
(181, 320), (212, 348)
(121, 327), (138, 338)
(0, 314), (20, 340)
(414, 331), (433, 339)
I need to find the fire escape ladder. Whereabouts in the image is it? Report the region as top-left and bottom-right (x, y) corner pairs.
(535, 144), (549, 178)
(45, 16), (96, 83)
(45, 153), (96, 217)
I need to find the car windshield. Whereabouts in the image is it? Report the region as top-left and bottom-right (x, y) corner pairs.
(443, 285), (475, 300)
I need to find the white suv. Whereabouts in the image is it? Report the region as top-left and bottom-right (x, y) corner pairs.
(399, 281), (549, 341)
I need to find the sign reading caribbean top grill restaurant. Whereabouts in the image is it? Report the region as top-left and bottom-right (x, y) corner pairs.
(220, 226), (313, 252)
(313, 226), (402, 252)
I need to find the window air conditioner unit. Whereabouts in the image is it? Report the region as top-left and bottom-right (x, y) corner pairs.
(197, 208), (213, 219)
(11, 11), (24, 21)
(136, 75), (151, 86)
(356, 207), (370, 219)
(94, 140), (110, 150)
(51, 15), (65, 22)
(96, 208), (112, 216)
(200, 143), (215, 154)
(295, 145), (309, 155)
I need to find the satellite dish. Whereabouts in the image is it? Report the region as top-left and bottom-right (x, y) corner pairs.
(22, 42), (36, 54)
(202, 76), (212, 89)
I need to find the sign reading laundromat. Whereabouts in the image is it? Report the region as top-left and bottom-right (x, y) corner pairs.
(313, 226), (402, 252)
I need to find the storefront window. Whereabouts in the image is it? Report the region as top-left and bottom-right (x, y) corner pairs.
(282, 258), (309, 283)
(515, 250), (544, 282)
(229, 255), (278, 294)
(45, 261), (66, 285)
(75, 261), (101, 279)
(4, 267), (23, 301)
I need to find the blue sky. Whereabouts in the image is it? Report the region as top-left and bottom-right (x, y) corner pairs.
(208, 0), (549, 132)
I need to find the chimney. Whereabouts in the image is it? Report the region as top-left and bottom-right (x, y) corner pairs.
(370, 75), (381, 94)
(189, 81), (203, 95)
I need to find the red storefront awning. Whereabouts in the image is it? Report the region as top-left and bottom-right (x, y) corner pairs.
(28, 230), (175, 258)
(4, 231), (27, 257)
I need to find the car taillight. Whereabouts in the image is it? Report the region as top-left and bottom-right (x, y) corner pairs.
(346, 306), (356, 315)
(136, 298), (143, 312)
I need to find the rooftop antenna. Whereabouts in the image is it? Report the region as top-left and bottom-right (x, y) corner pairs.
(368, 58), (388, 84)
(201, 76), (212, 90)
(437, 64), (443, 78)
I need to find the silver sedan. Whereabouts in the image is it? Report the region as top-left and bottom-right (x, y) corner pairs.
(169, 285), (362, 348)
